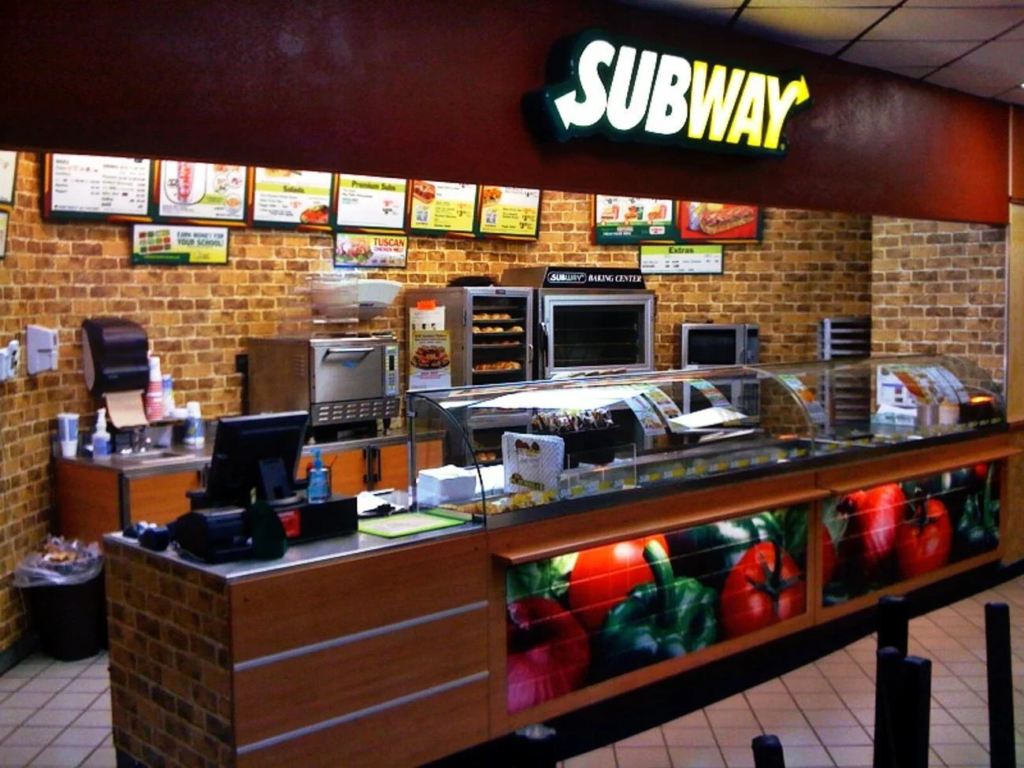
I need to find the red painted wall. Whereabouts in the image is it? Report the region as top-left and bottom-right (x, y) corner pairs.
(0, 0), (1009, 223)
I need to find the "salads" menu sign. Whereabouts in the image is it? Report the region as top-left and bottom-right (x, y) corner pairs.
(250, 168), (332, 230)
(525, 30), (811, 157)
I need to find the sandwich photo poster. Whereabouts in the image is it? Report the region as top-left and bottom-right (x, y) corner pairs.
(678, 201), (762, 242)
(476, 186), (542, 241)
(593, 195), (679, 245)
(154, 160), (248, 226)
(407, 180), (478, 237)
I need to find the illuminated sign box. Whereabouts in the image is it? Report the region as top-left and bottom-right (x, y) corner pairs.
(525, 30), (811, 157)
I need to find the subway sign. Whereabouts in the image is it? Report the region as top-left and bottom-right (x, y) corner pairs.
(525, 30), (811, 157)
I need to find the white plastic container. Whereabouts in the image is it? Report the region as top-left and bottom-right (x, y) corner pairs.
(183, 401), (204, 448)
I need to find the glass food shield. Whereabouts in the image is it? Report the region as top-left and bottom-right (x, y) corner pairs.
(405, 356), (1004, 526)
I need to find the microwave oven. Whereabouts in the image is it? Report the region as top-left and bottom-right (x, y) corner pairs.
(680, 323), (760, 368)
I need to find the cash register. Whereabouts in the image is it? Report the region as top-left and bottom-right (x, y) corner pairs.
(173, 411), (357, 563)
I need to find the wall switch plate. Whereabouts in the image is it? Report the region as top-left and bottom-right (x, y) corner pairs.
(26, 325), (58, 375)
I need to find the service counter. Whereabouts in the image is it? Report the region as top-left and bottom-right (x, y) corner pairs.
(57, 429), (435, 546)
(104, 356), (1019, 768)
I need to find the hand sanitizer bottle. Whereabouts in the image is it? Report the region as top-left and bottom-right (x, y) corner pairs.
(92, 408), (111, 460)
(307, 449), (330, 503)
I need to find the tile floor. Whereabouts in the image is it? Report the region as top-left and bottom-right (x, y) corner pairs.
(0, 576), (1022, 767)
(560, 575), (1024, 768)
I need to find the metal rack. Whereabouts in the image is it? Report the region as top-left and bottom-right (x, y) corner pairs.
(818, 317), (872, 424)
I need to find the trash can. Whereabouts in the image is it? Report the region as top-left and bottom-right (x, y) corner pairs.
(14, 537), (105, 662)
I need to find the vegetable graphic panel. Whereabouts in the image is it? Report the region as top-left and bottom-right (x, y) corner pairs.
(823, 462), (1000, 606)
(505, 505), (809, 713)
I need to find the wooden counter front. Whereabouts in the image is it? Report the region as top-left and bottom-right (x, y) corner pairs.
(106, 432), (1017, 768)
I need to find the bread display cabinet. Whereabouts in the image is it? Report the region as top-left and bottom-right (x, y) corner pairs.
(105, 356), (1015, 768)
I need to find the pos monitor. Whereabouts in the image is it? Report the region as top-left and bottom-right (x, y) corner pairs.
(203, 411), (309, 508)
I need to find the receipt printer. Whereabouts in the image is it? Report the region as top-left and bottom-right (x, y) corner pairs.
(81, 318), (149, 396)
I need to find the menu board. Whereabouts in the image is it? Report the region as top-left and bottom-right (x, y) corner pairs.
(0, 151), (16, 206)
(335, 174), (407, 232)
(131, 225), (229, 266)
(407, 180), (477, 236)
(476, 186), (541, 240)
(594, 195), (678, 245)
(640, 244), (724, 275)
(334, 233), (408, 268)
(44, 154), (153, 221)
(250, 168), (332, 229)
(0, 210), (8, 259)
(680, 201), (762, 242)
(156, 161), (247, 224)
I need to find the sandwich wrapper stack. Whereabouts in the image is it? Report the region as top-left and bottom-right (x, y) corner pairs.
(503, 432), (564, 495)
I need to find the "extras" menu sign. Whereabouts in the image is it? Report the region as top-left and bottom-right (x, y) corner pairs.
(525, 30), (811, 157)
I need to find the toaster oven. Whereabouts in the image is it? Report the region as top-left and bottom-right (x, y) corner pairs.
(247, 334), (400, 429)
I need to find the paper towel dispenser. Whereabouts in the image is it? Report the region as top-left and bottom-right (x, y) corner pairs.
(81, 318), (149, 396)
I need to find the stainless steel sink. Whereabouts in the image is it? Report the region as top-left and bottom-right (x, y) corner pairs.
(113, 449), (186, 464)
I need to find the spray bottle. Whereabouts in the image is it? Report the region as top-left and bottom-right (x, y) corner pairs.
(92, 408), (111, 459)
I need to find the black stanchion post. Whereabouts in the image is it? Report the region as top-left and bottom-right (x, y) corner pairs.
(986, 602), (1016, 768)
(751, 734), (786, 768)
(877, 595), (909, 656)
(873, 647), (903, 768)
(897, 656), (931, 768)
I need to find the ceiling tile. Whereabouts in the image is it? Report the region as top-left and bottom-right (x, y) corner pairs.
(615, 0), (738, 24)
(788, 40), (849, 55)
(748, 0), (898, 6)
(996, 87), (1024, 106)
(925, 40), (1024, 94)
(841, 40), (977, 67)
(735, 8), (889, 43)
(883, 65), (941, 79)
(904, 0), (1024, 7)
(924, 71), (1008, 97)
(999, 21), (1024, 39)
(864, 8), (1024, 41)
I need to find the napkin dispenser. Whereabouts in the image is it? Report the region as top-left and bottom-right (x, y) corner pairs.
(81, 318), (149, 396)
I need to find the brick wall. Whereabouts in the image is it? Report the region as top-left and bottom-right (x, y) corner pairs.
(0, 151), (875, 655)
(105, 539), (233, 767)
(872, 217), (1006, 382)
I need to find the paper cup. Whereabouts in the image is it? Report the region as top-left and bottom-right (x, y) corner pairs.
(60, 439), (78, 458)
(57, 413), (79, 441)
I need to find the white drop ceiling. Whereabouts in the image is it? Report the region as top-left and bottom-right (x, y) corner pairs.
(623, 0), (1024, 105)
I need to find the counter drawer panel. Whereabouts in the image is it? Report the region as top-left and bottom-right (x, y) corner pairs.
(56, 462), (120, 545)
(126, 471), (202, 525)
(236, 677), (489, 768)
(234, 603), (488, 746)
(230, 533), (488, 662)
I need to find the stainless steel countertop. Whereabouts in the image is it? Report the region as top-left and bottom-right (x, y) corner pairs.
(59, 429), (416, 479)
(103, 519), (484, 581)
